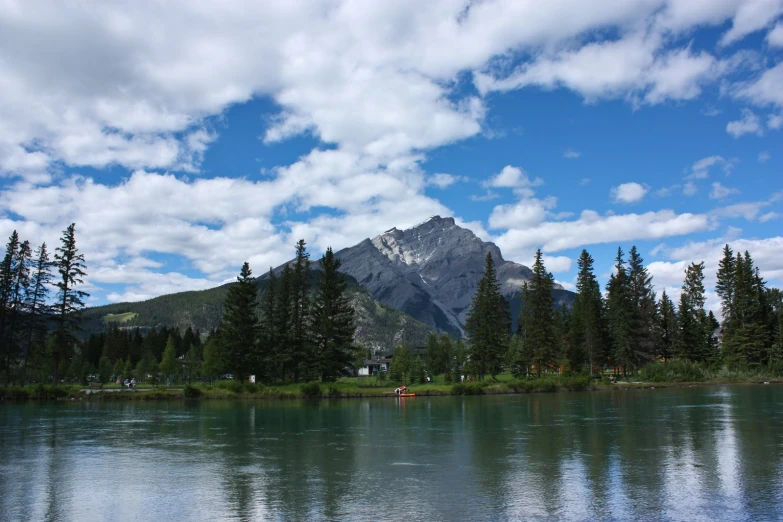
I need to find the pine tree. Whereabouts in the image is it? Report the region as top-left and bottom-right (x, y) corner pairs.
(525, 250), (556, 377)
(275, 264), (294, 381)
(656, 291), (677, 363)
(2, 240), (31, 385)
(678, 262), (708, 362)
(311, 247), (356, 381)
(220, 262), (260, 381)
(569, 249), (606, 375)
(0, 231), (20, 353)
(716, 244), (736, 323)
(465, 252), (510, 380)
(627, 246), (657, 364)
(258, 268), (278, 382)
(606, 248), (633, 377)
(53, 224), (89, 384)
(290, 239), (311, 382)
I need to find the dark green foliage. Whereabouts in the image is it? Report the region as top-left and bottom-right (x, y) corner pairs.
(656, 291), (678, 363)
(627, 246), (657, 364)
(221, 262), (260, 381)
(424, 332), (454, 376)
(606, 248), (634, 376)
(516, 250), (556, 377)
(311, 248), (357, 381)
(53, 224), (89, 383)
(569, 250), (606, 374)
(300, 381), (322, 397)
(640, 360), (708, 382)
(466, 252), (511, 380)
(451, 382), (484, 395)
(183, 384), (203, 398)
(290, 240), (312, 382)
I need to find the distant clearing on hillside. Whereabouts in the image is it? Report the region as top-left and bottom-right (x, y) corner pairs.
(103, 312), (138, 323)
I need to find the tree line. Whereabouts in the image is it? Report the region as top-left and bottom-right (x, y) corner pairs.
(462, 245), (783, 381)
(209, 241), (358, 384)
(0, 224), (88, 386)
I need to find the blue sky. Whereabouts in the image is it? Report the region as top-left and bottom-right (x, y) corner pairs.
(0, 1), (781, 312)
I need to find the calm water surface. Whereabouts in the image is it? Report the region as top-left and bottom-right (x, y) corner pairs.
(1, 385), (783, 521)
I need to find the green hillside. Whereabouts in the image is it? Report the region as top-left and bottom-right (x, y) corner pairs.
(81, 271), (433, 352)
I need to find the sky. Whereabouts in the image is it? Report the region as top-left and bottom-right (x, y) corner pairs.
(0, 0), (782, 314)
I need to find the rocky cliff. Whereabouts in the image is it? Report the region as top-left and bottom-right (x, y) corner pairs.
(335, 216), (564, 335)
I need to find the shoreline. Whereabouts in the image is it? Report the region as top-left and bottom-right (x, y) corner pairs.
(2, 378), (782, 402)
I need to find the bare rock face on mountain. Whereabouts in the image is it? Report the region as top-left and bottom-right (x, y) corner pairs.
(335, 216), (561, 336)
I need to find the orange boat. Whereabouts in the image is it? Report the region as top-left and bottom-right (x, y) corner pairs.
(398, 393), (416, 397)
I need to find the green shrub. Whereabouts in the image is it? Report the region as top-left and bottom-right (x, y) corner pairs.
(452, 382), (484, 395)
(327, 384), (341, 397)
(183, 384), (203, 398)
(640, 360), (707, 382)
(300, 381), (322, 397)
(0, 386), (30, 400)
(215, 380), (245, 394)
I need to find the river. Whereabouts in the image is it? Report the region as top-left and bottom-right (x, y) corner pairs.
(1, 385), (782, 521)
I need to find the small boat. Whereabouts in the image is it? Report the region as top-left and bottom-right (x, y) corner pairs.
(398, 393), (416, 397)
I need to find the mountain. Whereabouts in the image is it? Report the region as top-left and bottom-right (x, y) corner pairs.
(333, 216), (573, 335)
(80, 273), (433, 353)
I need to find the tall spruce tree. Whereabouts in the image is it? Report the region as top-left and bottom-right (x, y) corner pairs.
(290, 240), (312, 382)
(2, 240), (31, 385)
(656, 291), (678, 364)
(0, 231), (20, 351)
(627, 246), (657, 364)
(465, 252), (510, 380)
(569, 249), (606, 374)
(606, 248), (634, 376)
(716, 244), (736, 323)
(258, 268), (278, 382)
(519, 250), (554, 377)
(275, 264), (294, 381)
(220, 262), (260, 381)
(311, 247), (356, 381)
(678, 262), (709, 362)
(53, 224), (89, 384)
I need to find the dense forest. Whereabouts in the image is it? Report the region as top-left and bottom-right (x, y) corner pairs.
(2, 222), (782, 388)
(461, 245), (783, 381)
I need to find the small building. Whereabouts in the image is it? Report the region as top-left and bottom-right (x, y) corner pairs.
(357, 360), (382, 377)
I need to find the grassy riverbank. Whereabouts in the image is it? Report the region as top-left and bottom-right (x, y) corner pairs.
(3, 364), (782, 401)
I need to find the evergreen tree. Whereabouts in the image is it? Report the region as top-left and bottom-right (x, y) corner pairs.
(722, 252), (771, 366)
(202, 330), (227, 385)
(311, 247), (356, 381)
(0, 231), (20, 356)
(569, 249), (606, 375)
(656, 291), (678, 363)
(465, 252), (510, 380)
(627, 246), (657, 364)
(678, 262), (708, 362)
(290, 240), (312, 382)
(523, 250), (555, 377)
(2, 240), (31, 385)
(53, 224), (89, 384)
(258, 268), (278, 381)
(716, 244), (736, 322)
(606, 248), (634, 377)
(160, 335), (178, 386)
(220, 262), (260, 381)
(275, 264), (294, 381)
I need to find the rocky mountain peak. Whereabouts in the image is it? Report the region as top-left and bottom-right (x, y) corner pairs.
(335, 216), (563, 336)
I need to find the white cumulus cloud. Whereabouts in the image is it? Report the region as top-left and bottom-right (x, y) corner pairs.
(611, 182), (648, 204)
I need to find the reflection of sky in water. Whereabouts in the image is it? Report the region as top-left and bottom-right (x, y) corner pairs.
(1, 386), (783, 521)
